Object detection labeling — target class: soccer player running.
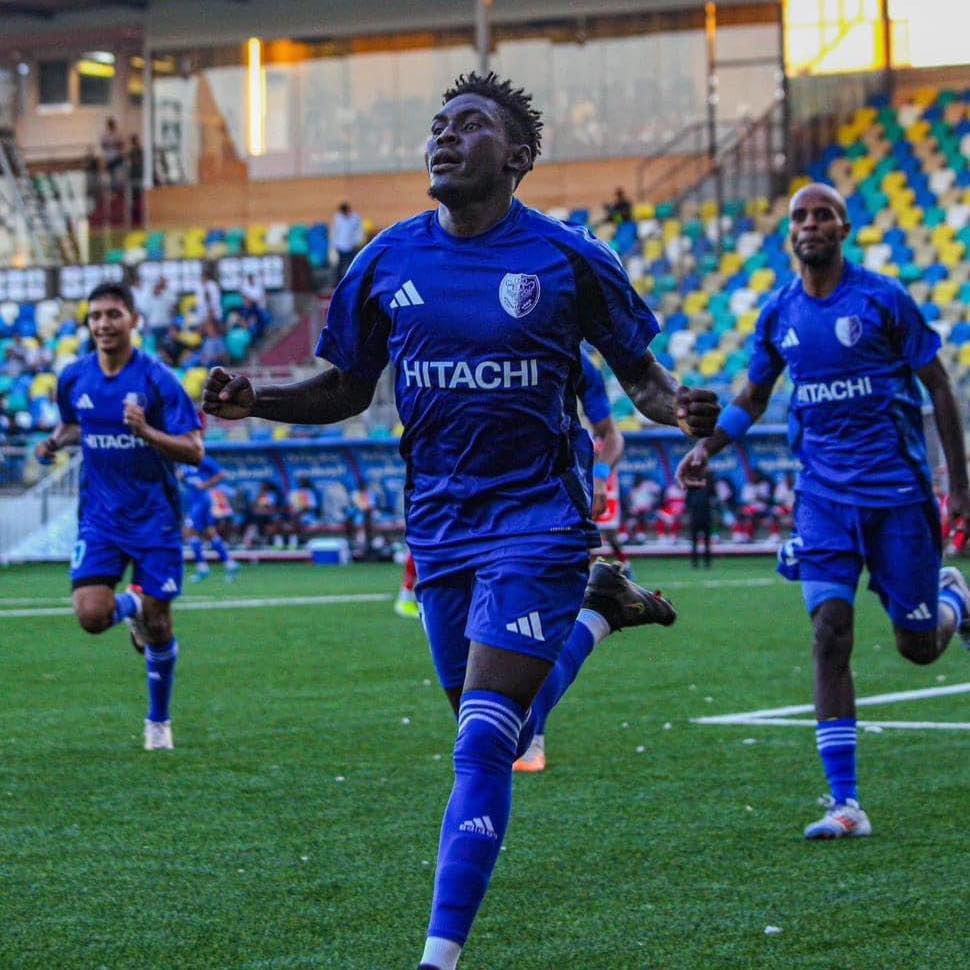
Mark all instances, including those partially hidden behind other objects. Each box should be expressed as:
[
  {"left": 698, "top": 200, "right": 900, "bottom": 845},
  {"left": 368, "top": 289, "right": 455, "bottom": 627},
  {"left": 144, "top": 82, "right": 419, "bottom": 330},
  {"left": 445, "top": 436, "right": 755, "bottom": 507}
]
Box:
[
  {"left": 181, "top": 451, "right": 240, "bottom": 583},
  {"left": 513, "top": 347, "right": 628, "bottom": 773},
  {"left": 36, "top": 283, "right": 203, "bottom": 751},
  {"left": 202, "top": 73, "right": 719, "bottom": 969},
  {"left": 677, "top": 183, "right": 970, "bottom": 840}
]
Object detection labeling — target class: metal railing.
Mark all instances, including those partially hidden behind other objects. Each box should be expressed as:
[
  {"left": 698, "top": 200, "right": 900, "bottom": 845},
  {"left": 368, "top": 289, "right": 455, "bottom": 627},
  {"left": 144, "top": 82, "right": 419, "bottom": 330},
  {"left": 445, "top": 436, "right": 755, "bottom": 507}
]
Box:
[{"left": 0, "top": 449, "right": 81, "bottom": 563}]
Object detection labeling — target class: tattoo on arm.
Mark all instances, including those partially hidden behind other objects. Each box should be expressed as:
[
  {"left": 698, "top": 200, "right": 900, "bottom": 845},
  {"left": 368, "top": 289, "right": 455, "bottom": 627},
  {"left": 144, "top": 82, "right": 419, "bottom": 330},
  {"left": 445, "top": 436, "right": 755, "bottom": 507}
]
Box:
[{"left": 252, "top": 368, "right": 377, "bottom": 425}]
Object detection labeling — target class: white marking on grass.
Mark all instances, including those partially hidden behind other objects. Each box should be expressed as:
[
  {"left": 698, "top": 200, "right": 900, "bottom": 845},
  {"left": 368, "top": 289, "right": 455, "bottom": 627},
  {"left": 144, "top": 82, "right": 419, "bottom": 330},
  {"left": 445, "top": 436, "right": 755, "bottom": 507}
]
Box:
[
  {"left": 0, "top": 592, "right": 393, "bottom": 619},
  {"left": 693, "top": 682, "right": 970, "bottom": 732}
]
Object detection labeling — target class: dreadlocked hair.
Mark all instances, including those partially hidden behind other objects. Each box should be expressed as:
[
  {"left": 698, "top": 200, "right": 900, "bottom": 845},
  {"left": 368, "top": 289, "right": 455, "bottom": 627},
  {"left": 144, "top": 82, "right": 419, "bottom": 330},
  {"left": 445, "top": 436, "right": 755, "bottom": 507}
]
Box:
[{"left": 441, "top": 72, "right": 543, "bottom": 171}]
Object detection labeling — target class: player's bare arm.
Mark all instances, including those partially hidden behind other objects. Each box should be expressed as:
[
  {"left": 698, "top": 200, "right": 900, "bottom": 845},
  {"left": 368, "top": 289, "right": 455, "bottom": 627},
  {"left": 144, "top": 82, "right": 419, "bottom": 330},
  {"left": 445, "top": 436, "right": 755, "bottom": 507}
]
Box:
[
  {"left": 918, "top": 356, "right": 970, "bottom": 519},
  {"left": 590, "top": 415, "right": 623, "bottom": 517},
  {"left": 676, "top": 378, "right": 777, "bottom": 487},
  {"left": 202, "top": 366, "right": 377, "bottom": 425},
  {"left": 123, "top": 402, "right": 204, "bottom": 465},
  {"left": 616, "top": 351, "right": 720, "bottom": 436},
  {"left": 36, "top": 421, "right": 81, "bottom": 461}
]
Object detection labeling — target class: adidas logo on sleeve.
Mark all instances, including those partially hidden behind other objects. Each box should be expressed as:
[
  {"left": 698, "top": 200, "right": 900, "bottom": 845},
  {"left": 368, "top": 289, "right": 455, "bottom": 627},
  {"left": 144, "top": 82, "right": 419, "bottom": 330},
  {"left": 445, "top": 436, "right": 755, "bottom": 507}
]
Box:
[
  {"left": 781, "top": 328, "right": 800, "bottom": 349},
  {"left": 76, "top": 393, "right": 95, "bottom": 409},
  {"left": 389, "top": 280, "right": 424, "bottom": 308}
]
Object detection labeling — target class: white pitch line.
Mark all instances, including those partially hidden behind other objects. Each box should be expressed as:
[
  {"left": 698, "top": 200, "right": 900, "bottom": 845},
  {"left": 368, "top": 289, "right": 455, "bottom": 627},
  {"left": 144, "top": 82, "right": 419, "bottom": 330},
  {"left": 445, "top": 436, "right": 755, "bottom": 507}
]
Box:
[
  {"left": 693, "top": 681, "right": 970, "bottom": 723},
  {"left": 656, "top": 577, "right": 778, "bottom": 590},
  {"left": 0, "top": 592, "right": 393, "bottom": 619},
  {"left": 692, "top": 716, "right": 970, "bottom": 731},
  {"left": 692, "top": 681, "right": 970, "bottom": 732}
]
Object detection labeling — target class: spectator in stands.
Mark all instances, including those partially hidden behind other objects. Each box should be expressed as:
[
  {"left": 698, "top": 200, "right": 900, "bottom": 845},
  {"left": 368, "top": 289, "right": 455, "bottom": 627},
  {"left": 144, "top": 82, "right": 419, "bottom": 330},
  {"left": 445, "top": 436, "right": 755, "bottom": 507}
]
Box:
[
  {"left": 195, "top": 266, "right": 222, "bottom": 328},
  {"left": 625, "top": 474, "right": 661, "bottom": 543},
  {"left": 286, "top": 476, "right": 322, "bottom": 547},
  {"left": 332, "top": 201, "right": 364, "bottom": 282},
  {"left": 244, "top": 481, "right": 284, "bottom": 548},
  {"left": 100, "top": 117, "right": 125, "bottom": 191},
  {"left": 686, "top": 471, "right": 715, "bottom": 568},
  {"left": 128, "top": 134, "right": 144, "bottom": 225},
  {"left": 197, "top": 319, "right": 228, "bottom": 369},
  {"left": 605, "top": 187, "right": 634, "bottom": 226},
  {"left": 83, "top": 148, "right": 102, "bottom": 212},
  {"left": 156, "top": 322, "right": 184, "bottom": 368},
  {"left": 240, "top": 272, "right": 270, "bottom": 340},
  {"left": 142, "top": 277, "right": 177, "bottom": 343}
]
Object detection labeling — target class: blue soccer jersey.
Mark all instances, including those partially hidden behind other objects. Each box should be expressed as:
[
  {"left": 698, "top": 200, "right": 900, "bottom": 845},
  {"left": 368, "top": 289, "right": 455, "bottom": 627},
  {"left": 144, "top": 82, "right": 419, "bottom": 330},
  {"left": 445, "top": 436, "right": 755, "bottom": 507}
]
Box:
[
  {"left": 316, "top": 198, "right": 659, "bottom": 553},
  {"left": 578, "top": 348, "right": 612, "bottom": 425},
  {"left": 57, "top": 349, "right": 202, "bottom": 545},
  {"left": 749, "top": 261, "right": 941, "bottom": 506},
  {"left": 182, "top": 455, "right": 223, "bottom": 492}
]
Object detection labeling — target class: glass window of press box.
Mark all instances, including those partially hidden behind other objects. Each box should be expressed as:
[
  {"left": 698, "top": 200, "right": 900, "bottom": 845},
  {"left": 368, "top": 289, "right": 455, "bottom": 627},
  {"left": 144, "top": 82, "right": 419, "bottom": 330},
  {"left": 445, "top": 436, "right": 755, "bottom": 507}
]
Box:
[{"left": 151, "top": 20, "right": 782, "bottom": 186}]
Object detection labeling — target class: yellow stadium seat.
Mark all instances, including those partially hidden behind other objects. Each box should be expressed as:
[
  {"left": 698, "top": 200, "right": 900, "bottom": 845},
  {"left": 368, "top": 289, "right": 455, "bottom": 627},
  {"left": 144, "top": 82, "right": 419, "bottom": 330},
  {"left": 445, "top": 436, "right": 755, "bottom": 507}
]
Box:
[
  {"left": 912, "top": 87, "right": 938, "bottom": 110},
  {"left": 662, "top": 219, "right": 682, "bottom": 241},
  {"left": 633, "top": 202, "right": 655, "bottom": 220},
  {"left": 939, "top": 242, "right": 966, "bottom": 268},
  {"left": 737, "top": 310, "right": 759, "bottom": 335},
  {"left": 931, "top": 224, "right": 956, "bottom": 247},
  {"left": 56, "top": 335, "right": 79, "bottom": 357},
  {"left": 898, "top": 208, "right": 924, "bottom": 230},
  {"left": 184, "top": 228, "right": 207, "bottom": 260},
  {"left": 643, "top": 239, "right": 663, "bottom": 261},
  {"left": 182, "top": 367, "right": 208, "bottom": 400},
  {"left": 683, "top": 291, "right": 709, "bottom": 314},
  {"left": 272, "top": 425, "right": 291, "bottom": 440},
  {"left": 633, "top": 276, "right": 653, "bottom": 295},
  {"left": 700, "top": 200, "right": 719, "bottom": 221},
  {"left": 29, "top": 373, "right": 57, "bottom": 399},
  {"left": 178, "top": 330, "right": 202, "bottom": 350},
  {"left": 164, "top": 231, "right": 185, "bottom": 259},
  {"left": 720, "top": 252, "right": 743, "bottom": 276},
  {"left": 790, "top": 176, "right": 811, "bottom": 194},
  {"left": 905, "top": 120, "right": 930, "bottom": 142},
  {"left": 881, "top": 171, "right": 906, "bottom": 192},
  {"left": 124, "top": 230, "right": 147, "bottom": 252},
  {"left": 856, "top": 226, "right": 883, "bottom": 246},
  {"left": 699, "top": 351, "right": 726, "bottom": 378},
  {"left": 617, "top": 417, "right": 642, "bottom": 432},
  {"left": 854, "top": 106, "right": 877, "bottom": 127},
  {"left": 746, "top": 197, "right": 770, "bottom": 216},
  {"left": 959, "top": 344, "right": 970, "bottom": 369},
  {"left": 246, "top": 225, "right": 269, "bottom": 256},
  {"left": 932, "top": 281, "right": 959, "bottom": 306},
  {"left": 878, "top": 264, "right": 900, "bottom": 278},
  {"left": 131, "top": 331, "right": 142, "bottom": 348},
  {"left": 851, "top": 157, "right": 876, "bottom": 181},
  {"left": 749, "top": 268, "right": 776, "bottom": 293},
  {"left": 836, "top": 124, "right": 858, "bottom": 148},
  {"left": 888, "top": 187, "right": 916, "bottom": 209},
  {"left": 77, "top": 300, "right": 88, "bottom": 322}
]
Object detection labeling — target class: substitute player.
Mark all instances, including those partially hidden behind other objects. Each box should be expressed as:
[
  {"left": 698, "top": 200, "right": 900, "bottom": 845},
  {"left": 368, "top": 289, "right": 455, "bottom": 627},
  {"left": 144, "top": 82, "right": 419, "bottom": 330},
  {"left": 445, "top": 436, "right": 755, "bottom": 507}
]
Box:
[
  {"left": 677, "top": 183, "right": 970, "bottom": 840},
  {"left": 181, "top": 452, "right": 240, "bottom": 582},
  {"left": 513, "top": 347, "right": 628, "bottom": 773},
  {"left": 203, "top": 72, "right": 719, "bottom": 970},
  {"left": 36, "top": 282, "right": 203, "bottom": 751}
]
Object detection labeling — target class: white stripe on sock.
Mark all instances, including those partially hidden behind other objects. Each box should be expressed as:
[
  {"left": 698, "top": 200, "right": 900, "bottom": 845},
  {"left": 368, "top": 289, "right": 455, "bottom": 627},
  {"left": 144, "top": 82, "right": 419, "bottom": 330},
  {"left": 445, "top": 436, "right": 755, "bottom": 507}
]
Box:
[
  {"left": 576, "top": 607, "right": 611, "bottom": 646},
  {"left": 421, "top": 936, "right": 461, "bottom": 970},
  {"left": 457, "top": 712, "right": 519, "bottom": 746}
]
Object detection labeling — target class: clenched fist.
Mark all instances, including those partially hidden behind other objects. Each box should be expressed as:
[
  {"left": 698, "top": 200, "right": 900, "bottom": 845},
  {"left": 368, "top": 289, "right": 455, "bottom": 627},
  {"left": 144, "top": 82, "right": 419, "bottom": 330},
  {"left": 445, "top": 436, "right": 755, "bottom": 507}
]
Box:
[
  {"left": 202, "top": 367, "right": 256, "bottom": 420},
  {"left": 675, "top": 386, "right": 720, "bottom": 438}
]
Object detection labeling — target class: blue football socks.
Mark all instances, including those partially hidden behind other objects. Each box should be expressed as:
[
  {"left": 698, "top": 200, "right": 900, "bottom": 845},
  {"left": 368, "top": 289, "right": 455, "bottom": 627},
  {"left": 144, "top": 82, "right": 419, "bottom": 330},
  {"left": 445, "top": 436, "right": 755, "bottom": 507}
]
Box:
[
  {"left": 424, "top": 690, "right": 524, "bottom": 965},
  {"left": 816, "top": 718, "right": 858, "bottom": 804},
  {"left": 529, "top": 608, "right": 611, "bottom": 735},
  {"left": 190, "top": 537, "right": 205, "bottom": 565},
  {"left": 145, "top": 639, "right": 179, "bottom": 723},
  {"left": 210, "top": 535, "right": 231, "bottom": 564},
  {"left": 111, "top": 591, "right": 138, "bottom": 627}
]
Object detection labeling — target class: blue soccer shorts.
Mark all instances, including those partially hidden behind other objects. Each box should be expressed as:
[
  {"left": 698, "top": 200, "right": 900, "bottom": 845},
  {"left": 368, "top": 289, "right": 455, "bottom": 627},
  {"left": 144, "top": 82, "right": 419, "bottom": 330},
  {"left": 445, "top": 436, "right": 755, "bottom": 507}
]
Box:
[
  {"left": 71, "top": 527, "right": 184, "bottom": 602},
  {"left": 414, "top": 538, "right": 590, "bottom": 691},
  {"left": 777, "top": 493, "right": 941, "bottom": 631},
  {"left": 187, "top": 493, "right": 215, "bottom": 533}
]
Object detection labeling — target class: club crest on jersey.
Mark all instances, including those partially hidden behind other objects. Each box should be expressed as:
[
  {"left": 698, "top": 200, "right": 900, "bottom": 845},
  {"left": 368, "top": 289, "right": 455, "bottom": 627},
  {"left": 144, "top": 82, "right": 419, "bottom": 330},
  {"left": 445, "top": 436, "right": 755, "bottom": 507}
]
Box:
[
  {"left": 499, "top": 273, "right": 540, "bottom": 319},
  {"left": 835, "top": 315, "right": 863, "bottom": 348}
]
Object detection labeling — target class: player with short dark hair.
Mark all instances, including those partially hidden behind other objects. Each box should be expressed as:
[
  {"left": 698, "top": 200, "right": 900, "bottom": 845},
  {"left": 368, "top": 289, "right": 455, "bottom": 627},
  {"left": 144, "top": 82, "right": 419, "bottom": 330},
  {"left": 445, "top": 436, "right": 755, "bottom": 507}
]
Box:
[
  {"left": 203, "top": 72, "right": 719, "bottom": 969},
  {"left": 678, "top": 183, "right": 970, "bottom": 840},
  {"left": 36, "top": 283, "right": 203, "bottom": 751}
]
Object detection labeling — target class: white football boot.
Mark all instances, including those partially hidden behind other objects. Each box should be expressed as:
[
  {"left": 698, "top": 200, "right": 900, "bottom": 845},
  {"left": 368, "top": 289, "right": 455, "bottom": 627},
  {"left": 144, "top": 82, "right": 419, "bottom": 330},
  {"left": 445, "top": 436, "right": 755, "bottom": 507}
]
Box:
[
  {"left": 144, "top": 719, "right": 174, "bottom": 751},
  {"left": 804, "top": 796, "right": 872, "bottom": 840}
]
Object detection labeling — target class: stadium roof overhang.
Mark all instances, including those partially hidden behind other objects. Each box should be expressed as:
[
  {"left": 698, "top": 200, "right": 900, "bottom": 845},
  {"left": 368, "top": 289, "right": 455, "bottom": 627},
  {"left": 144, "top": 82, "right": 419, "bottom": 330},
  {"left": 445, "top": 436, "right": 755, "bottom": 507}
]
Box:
[{"left": 0, "top": 0, "right": 147, "bottom": 16}]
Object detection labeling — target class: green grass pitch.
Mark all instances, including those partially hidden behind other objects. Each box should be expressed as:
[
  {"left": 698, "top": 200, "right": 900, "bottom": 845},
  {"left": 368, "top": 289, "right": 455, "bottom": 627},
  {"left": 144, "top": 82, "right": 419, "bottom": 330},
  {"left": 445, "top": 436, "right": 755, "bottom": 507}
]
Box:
[{"left": 1, "top": 558, "right": 967, "bottom": 969}]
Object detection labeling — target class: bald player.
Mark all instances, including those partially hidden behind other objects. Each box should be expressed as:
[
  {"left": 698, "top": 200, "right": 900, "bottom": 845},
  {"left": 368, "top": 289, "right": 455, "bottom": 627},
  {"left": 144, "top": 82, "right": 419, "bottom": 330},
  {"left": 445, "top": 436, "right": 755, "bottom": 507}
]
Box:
[{"left": 677, "top": 183, "right": 970, "bottom": 840}]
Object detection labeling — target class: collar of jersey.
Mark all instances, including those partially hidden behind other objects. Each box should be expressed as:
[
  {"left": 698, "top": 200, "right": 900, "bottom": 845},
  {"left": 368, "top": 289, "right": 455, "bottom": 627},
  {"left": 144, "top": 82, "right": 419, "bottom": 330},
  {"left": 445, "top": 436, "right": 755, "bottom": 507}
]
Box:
[
  {"left": 797, "top": 259, "right": 855, "bottom": 308},
  {"left": 429, "top": 197, "right": 524, "bottom": 248}
]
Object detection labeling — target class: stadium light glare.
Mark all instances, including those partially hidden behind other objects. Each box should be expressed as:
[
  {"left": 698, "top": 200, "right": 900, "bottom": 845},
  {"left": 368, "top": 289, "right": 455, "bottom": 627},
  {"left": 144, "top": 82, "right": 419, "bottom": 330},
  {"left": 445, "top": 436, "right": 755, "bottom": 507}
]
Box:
[{"left": 247, "top": 37, "right": 266, "bottom": 157}]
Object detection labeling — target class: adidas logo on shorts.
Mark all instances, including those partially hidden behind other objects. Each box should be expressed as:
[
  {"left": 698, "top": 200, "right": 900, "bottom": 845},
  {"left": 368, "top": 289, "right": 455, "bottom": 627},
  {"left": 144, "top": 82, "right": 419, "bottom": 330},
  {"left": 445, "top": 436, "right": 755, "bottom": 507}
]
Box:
[
  {"left": 161, "top": 578, "right": 178, "bottom": 594},
  {"left": 506, "top": 611, "right": 545, "bottom": 641},
  {"left": 905, "top": 602, "right": 932, "bottom": 621}
]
